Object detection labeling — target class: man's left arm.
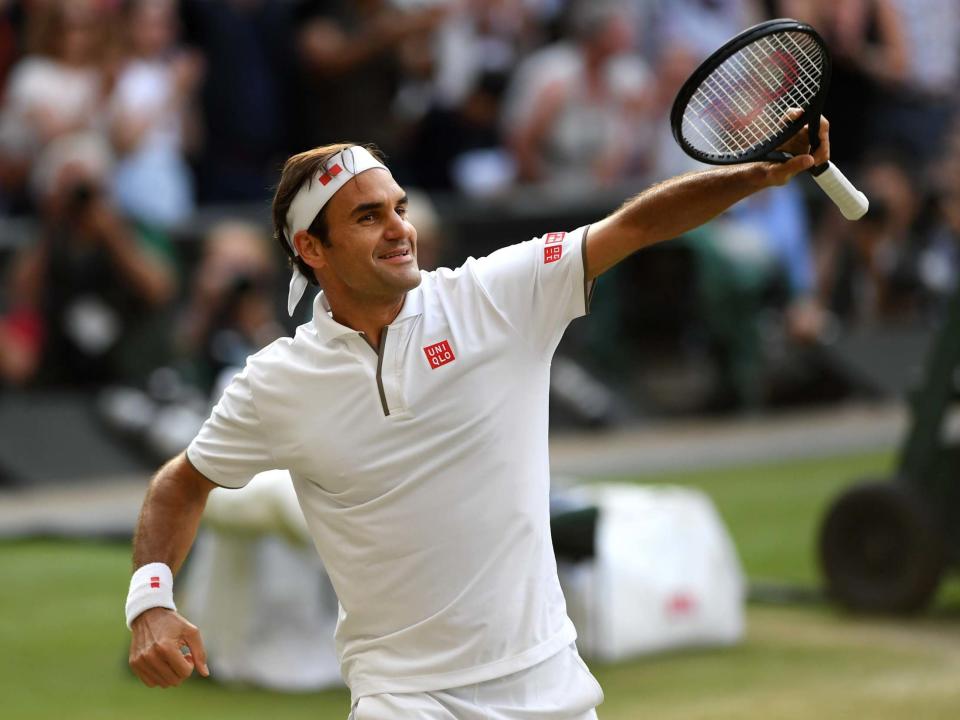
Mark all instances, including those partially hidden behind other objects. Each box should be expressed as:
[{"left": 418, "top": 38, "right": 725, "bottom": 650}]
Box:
[{"left": 585, "top": 118, "right": 830, "bottom": 280}]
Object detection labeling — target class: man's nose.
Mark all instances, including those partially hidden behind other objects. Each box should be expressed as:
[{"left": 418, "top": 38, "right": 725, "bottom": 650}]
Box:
[{"left": 384, "top": 211, "right": 408, "bottom": 239}]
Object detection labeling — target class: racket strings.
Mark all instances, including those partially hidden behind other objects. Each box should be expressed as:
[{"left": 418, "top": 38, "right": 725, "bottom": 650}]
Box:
[
  {"left": 691, "top": 37, "right": 815, "bottom": 152},
  {"left": 682, "top": 31, "right": 823, "bottom": 159},
  {"left": 694, "top": 34, "right": 819, "bottom": 150},
  {"left": 693, "top": 33, "right": 820, "bottom": 154}
]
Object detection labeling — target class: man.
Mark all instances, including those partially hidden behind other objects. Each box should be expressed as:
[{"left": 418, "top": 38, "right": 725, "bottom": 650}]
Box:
[{"left": 126, "top": 121, "right": 830, "bottom": 717}]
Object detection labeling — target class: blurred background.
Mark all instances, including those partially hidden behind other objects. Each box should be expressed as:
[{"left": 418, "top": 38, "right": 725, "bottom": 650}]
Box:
[{"left": 1, "top": 0, "right": 960, "bottom": 718}]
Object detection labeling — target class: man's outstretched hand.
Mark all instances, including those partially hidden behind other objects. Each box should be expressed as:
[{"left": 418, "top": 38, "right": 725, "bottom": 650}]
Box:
[
  {"left": 763, "top": 113, "right": 831, "bottom": 186},
  {"left": 129, "top": 607, "right": 209, "bottom": 687}
]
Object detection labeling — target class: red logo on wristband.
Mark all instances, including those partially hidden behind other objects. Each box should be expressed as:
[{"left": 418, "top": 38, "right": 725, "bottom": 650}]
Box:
[{"left": 150, "top": 576, "right": 160, "bottom": 589}]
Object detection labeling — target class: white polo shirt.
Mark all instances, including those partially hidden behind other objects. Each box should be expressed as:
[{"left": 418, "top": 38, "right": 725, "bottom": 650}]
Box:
[{"left": 187, "top": 226, "right": 594, "bottom": 701}]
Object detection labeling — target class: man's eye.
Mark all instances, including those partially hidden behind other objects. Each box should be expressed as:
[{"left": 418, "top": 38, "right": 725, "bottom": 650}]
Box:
[
  {"left": 396, "top": 205, "right": 407, "bottom": 217},
  {"left": 359, "top": 213, "right": 375, "bottom": 223}
]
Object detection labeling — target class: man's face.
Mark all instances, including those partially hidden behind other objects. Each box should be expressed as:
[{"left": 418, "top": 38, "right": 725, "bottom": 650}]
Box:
[{"left": 315, "top": 169, "right": 421, "bottom": 301}]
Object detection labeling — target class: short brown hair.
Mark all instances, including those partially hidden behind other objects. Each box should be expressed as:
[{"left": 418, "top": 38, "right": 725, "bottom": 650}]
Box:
[{"left": 271, "top": 143, "right": 385, "bottom": 286}]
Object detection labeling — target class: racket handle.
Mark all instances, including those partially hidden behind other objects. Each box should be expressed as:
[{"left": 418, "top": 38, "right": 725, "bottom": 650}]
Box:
[{"left": 810, "top": 162, "right": 869, "bottom": 221}]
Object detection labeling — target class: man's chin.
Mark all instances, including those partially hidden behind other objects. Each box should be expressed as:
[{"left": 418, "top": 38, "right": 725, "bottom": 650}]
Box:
[
  {"left": 406, "top": 269, "right": 423, "bottom": 289},
  {"left": 386, "top": 266, "right": 422, "bottom": 292}
]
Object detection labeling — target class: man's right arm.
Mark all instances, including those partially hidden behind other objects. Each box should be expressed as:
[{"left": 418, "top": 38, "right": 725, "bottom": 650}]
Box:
[
  {"left": 585, "top": 118, "right": 831, "bottom": 280},
  {"left": 128, "top": 452, "right": 215, "bottom": 687}
]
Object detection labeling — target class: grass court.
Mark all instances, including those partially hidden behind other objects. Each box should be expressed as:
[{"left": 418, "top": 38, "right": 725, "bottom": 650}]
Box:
[{"left": 5, "top": 448, "right": 960, "bottom": 719}]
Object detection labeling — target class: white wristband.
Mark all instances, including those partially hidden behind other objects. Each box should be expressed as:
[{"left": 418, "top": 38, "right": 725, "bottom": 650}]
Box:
[{"left": 126, "top": 562, "right": 177, "bottom": 629}]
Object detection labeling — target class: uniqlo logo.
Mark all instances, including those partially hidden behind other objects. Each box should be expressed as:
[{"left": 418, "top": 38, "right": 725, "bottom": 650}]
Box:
[
  {"left": 319, "top": 164, "right": 343, "bottom": 186},
  {"left": 545, "top": 231, "right": 566, "bottom": 244},
  {"left": 150, "top": 576, "right": 160, "bottom": 589},
  {"left": 665, "top": 593, "right": 697, "bottom": 617},
  {"left": 423, "top": 340, "right": 455, "bottom": 369},
  {"left": 544, "top": 244, "right": 563, "bottom": 264}
]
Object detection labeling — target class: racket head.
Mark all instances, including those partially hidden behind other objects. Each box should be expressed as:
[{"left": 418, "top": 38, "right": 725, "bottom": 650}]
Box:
[{"left": 670, "top": 18, "right": 831, "bottom": 166}]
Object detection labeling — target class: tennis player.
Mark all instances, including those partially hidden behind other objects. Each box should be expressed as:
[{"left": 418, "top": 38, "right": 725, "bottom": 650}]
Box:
[{"left": 126, "top": 121, "right": 829, "bottom": 718}]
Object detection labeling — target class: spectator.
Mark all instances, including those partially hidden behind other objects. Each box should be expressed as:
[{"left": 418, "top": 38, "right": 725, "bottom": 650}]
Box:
[
  {"left": 689, "top": 183, "right": 822, "bottom": 409},
  {"left": 0, "top": 0, "right": 25, "bottom": 94},
  {"left": 0, "top": 285, "right": 41, "bottom": 386},
  {"left": 779, "top": 0, "right": 908, "bottom": 168},
  {"left": 647, "top": 0, "right": 761, "bottom": 62},
  {"left": 872, "top": 0, "right": 960, "bottom": 169},
  {"left": 292, "top": 0, "right": 452, "bottom": 162},
  {"left": 179, "top": 0, "right": 296, "bottom": 203},
  {"left": 431, "top": 0, "right": 542, "bottom": 111},
  {"left": 503, "top": 0, "right": 656, "bottom": 189},
  {"left": 940, "top": 117, "right": 960, "bottom": 190},
  {"left": 177, "top": 219, "right": 283, "bottom": 394},
  {"left": 109, "top": 0, "right": 202, "bottom": 229},
  {"left": 5, "top": 132, "right": 176, "bottom": 386},
  {"left": 408, "top": 1, "right": 546, "bottom": 195},
  {"left": 646, "top": 42, "right": 709, "bottom": 182},
  {"left": 0, "top": 0, "right": 113, "bottom": 211},
  {"left": 917, "top": 182, "right": 960, "bottom": 318},
  {"left": 405, "top": 70, "right": 512, "bottom": 194},
  {"left": 817, "top": 154, "right": 924, "bottom": 325},
  {"left": 643, "top": 0, "right": 761, "bottom": 183},
  {"left": 913, "top": 121, "right": 960, "bottom": 317}
]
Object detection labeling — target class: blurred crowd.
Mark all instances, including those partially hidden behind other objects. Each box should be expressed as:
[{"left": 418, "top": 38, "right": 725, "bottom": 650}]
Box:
[{"left": 0, "top": 0, "right": 958, "bottom": 421}]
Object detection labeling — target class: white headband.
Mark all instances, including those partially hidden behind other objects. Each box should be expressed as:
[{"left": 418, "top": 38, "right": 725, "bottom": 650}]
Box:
[{"left": 283, "top": 145, "right": 390, "bottom": 315}]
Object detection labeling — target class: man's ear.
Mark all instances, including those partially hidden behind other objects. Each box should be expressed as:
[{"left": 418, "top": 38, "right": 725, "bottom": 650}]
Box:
[{"left": 293, "top": 230, "right": 326, "bottom": 272}]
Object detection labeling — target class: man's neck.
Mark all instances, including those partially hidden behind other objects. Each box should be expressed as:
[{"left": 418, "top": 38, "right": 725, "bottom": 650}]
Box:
[{"left": 328, "top": 293, "right": 407, "bottom": 350}]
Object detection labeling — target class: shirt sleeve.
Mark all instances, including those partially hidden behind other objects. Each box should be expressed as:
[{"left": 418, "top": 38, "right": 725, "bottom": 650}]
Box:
[
  {"left": 468, "top": 225, "right": 594, "bottom": 358},
  {"left": 186, "top": 367, "right": 277, "bottom": 489}
]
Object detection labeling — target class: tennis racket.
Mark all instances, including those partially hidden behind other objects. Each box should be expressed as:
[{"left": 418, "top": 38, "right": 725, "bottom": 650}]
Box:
[{"left": 670, "top": 18, "right": 869, "bottom": 221}]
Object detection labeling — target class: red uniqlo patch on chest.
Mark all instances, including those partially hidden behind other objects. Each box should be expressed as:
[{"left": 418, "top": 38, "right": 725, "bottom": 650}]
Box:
[{"left": 423, "top": 340, "right": 455, "bottom": 369}]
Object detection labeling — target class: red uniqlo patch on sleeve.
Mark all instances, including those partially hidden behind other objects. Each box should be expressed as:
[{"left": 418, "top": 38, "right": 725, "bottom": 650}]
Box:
[
  {"left": 544, "top": 244, "right": 563, "bottom": 263},
  {"left": 423, "top": 340, "right": 455, "bottom": 369},
  {"left": 544, "top": 231, "right": 566, "bottom": 244}
]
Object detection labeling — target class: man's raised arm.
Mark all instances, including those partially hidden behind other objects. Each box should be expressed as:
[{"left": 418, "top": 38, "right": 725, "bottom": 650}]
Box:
[
  {"left": 585, "top": 118, "right": 830, "bottom": 280},
  {"left": 127, "top": 452, "right": 215, "bottom": 687}
]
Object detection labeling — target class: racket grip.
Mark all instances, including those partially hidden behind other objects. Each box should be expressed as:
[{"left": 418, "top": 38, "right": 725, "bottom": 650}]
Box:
[{"left": 810, "top": 162, "right": 869, "bottom": 221}]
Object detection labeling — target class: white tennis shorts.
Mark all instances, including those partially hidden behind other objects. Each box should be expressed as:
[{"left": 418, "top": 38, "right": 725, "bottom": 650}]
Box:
[{"left": 349, "top": 644, "right": 604, "bottom": 719}]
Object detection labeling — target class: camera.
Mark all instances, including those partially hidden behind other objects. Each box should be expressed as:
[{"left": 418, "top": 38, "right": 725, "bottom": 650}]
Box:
[{"left": 66, "top": 181, "right": 99, "bottom": 214}]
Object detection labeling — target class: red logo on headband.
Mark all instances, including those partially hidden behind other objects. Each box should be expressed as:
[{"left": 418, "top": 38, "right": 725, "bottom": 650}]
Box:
[{"left": 319, "top": 164, "right": 343, "bottom": 186}]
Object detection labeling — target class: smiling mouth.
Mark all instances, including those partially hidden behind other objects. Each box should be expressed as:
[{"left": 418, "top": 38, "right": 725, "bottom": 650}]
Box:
[{"left": 378, "top": 249, "right": 411, "bottom": 260}]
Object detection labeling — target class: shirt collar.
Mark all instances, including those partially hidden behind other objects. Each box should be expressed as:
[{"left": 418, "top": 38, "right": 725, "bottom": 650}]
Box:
[{"left": 311, "top": 281, "right": 425, "bottom": 344}]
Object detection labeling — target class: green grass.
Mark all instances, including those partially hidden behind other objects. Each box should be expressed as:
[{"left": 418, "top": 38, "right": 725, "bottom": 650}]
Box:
[
  {"left": 1, "top": 539, "right": 351, "bottom": 720},
  {"left": 615, "top": 448, "right": 899, "bottom": 585},
  {"left": 594, "top": 605, "right": 960, "bottom": 720},
  {"left": 5, "top": 448, "right": 960, "bottom": 719}
]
